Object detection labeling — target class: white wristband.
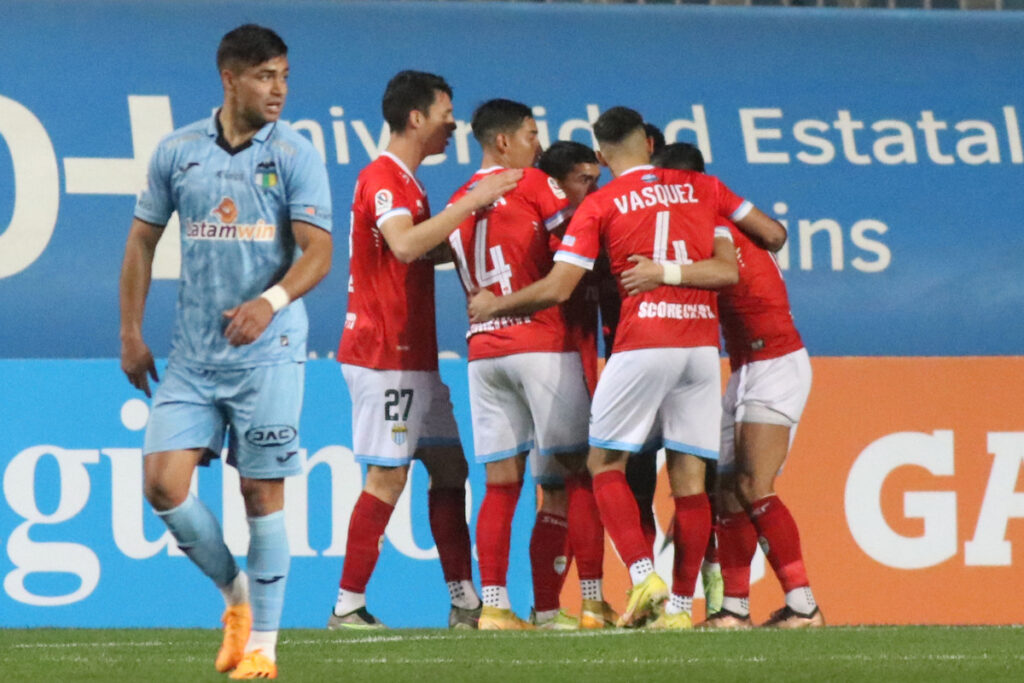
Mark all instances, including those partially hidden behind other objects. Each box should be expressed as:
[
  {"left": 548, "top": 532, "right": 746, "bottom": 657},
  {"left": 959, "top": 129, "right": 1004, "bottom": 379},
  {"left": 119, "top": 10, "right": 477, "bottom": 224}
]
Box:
[
  {"left": 260, "top": 284, "right": 290, "bottom": 313},
  {"left": 662, "top": 262, "right": 683, "bottom": 286}
]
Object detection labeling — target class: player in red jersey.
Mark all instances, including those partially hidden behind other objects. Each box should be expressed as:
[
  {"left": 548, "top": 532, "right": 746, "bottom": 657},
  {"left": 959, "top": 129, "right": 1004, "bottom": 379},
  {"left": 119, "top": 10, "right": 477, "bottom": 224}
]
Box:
[
  {"left": 623, "top": 142, "right": 821, "bottom": 629},
  {"left": 470, "top": 107, "right": 786, "bottom": 629},
  {"left": 526, "top": 140, "right": 617, "bottom": 630},
  {"left": 447, "top": 100, "right": 606, "bottom": 630},
  {"left": 330, "top": 72, "right": 520, "bottom": 630}
]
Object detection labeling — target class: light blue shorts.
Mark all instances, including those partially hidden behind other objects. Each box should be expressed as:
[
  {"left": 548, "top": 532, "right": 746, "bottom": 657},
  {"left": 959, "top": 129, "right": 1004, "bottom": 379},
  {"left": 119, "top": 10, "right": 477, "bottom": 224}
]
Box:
[{"left": 143, "top": 361, "right": 305, "bottom": 479}]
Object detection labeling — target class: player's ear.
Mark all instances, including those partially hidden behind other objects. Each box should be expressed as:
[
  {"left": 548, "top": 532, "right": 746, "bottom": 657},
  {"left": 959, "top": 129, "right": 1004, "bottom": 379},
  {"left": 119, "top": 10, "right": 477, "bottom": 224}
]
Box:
[
  {"left": 596, "top": 149, "right": 609, "bottom": 168},
  {"left": 494, "top": 132, "right": 509, "bottom": 154},
  {"left": 409, "top": 108, "right": 425, "bottom": 130}
]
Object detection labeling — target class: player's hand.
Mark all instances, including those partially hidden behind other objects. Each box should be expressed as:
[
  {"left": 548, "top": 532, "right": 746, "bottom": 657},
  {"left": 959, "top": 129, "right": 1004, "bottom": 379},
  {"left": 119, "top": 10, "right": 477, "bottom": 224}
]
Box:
[
  {"left": 121, "top": 335, "right": 158, "bottom": 398},
  {"left": 468, "top": 169, "right": 523, "bottom": 209},
  {"left": 468, "top": 288, "right": 499, "bottom": 323},
  {"left": 223, "top": 298, "right": 274, "bottom": 346},
  {"left": 621, "top": 255, "right": 665, "bottom": 296}
]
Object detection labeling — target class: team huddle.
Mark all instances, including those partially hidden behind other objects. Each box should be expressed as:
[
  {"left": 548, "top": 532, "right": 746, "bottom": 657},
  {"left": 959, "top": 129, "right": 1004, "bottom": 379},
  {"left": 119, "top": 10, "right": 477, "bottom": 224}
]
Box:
[{"left": 119, "top": 24, "right": 820, "bottom": 681}]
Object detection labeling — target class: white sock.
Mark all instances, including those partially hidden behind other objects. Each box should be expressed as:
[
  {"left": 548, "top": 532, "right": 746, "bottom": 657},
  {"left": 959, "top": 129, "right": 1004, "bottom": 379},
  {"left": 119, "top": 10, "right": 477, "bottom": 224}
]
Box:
[
  {"left": 448, "top": 580, "right": 481, "bottom": 610},
  {"left": 534, "top": 608, "right": 559, "bottom": 622},
  {"left": 722, "top": 596, "right": 750, "bottom": 617},
  {"left": 334, "top": 589, "right": 365, "bottom": 616},
  {"left": 580, "top": 579, "right": 602, "bottom": 602},
  {"left": 219, "top": 570, "right": 249, "bottom": 607},
  {"left": 665, "top": 594, "right": 692, "bottom": 616},
  {"left": 245, "top": 629, "right": 277, "bottom": 662},
  {"left": 628, "top": 558, "right": 655, "bottom": 585},
  {"left": 482, "top": 585, "right": 510, "bottom": 609},
  {"left": 785, "top": 586, "right": 817, "bottom": 615}
]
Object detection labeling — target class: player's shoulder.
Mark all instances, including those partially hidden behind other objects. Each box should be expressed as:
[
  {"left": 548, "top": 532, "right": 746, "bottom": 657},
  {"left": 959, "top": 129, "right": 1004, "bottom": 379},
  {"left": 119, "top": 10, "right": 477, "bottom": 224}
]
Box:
[
  {"left": 155, "top": 118, "right": 211, "bottom": 155},
  {"left": 520, "top": 167, "right": 566, "bottom": 199},
  {"left": 267, "top": 120, "right": 320, "bottom": 160}
]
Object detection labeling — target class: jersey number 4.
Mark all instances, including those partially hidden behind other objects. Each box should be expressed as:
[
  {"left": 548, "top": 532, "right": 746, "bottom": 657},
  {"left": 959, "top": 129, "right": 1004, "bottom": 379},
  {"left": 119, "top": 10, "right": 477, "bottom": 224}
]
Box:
[
  {"left": 653, "top": 210, "right": 694, "bottom": 265},
  {"left": 450, "top": 216, "right": 513, "bottom": 294}
]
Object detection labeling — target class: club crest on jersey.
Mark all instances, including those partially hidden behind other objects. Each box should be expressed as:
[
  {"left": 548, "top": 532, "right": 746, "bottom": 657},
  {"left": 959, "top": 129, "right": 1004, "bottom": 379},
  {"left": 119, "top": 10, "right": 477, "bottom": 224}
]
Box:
[
  {"left": 391, "top": 424, "right": 408, "bottom": 445},
  {"left": 375, "top": 189, "right": 394, "bottom": 215},
  {"left": 255, "top": 160, "right": 278, "bottom": 188},
  {"left": 547, "top": 176, "right": 567, "bottom": 199}
]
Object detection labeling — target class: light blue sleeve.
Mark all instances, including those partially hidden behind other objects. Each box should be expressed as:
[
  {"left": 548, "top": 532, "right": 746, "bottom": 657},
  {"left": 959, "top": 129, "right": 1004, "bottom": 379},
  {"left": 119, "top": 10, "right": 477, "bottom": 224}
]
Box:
[
  {"left": 285, "top": 142, "right": 332, "bottom": 233},
  {"left": 133, "top": 139, "right": 174, "bottom": 226}
]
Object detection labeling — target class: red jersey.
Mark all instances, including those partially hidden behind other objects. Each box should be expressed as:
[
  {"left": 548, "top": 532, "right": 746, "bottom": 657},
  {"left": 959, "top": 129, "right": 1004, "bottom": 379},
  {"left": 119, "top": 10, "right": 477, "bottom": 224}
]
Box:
[
  {"left": 719, "top": 222, "right": 804, "bottom": 370},
  {"left": 338, "top": 152, "right": 438, "bottom": 370},
  {"left": 555, "top": 165, "right": 748, "bottom": 353},
  {"left": 448, "top": 167, "right": 573, "bottom": 361}
]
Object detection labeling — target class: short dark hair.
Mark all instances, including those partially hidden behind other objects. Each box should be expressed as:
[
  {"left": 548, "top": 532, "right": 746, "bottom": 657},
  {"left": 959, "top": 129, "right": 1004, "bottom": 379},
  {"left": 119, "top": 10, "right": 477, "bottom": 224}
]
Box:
[
  {"left": 592, "top": 107, "right": 645, "bottom": 145},
  {"left": 471, "top": 99, "right": 533, "bottom": 147},
  {"left": 652, "top": 142, "right": 706, "bottom": 173},
  {"left": 537, "top": 141, "right": 598, "bottom": 181},
  {"left": 216, "top": 24, "right": 287, "bottom": 72},
  {"left": 644, "top": 122, "right": 666, "bottom": 156},
  {"left": 381, "top": 70, "right": 453, "bottom": 133}
]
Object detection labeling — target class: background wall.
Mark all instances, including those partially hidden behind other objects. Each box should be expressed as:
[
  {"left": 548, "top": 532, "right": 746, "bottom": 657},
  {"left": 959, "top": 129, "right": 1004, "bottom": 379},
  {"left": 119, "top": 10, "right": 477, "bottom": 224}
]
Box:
[{"left": 1, "top": 0, "right": 1022, "bottom": 627}]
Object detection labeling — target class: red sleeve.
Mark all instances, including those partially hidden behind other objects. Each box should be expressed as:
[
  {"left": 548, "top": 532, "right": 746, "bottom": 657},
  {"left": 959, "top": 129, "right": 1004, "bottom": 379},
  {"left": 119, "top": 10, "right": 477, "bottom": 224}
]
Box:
[
  {"left": 708, "top": 174, "right": 751, "bottom": 222},
  {"left": 526, "top": 168, "right": 572, "bottom": 232},
  {"left": 553, "top": 194, "right": 601, "bottom": 271}
]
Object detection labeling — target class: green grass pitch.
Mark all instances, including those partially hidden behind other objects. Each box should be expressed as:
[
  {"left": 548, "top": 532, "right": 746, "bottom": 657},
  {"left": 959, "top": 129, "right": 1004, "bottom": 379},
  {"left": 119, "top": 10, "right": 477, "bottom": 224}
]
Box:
[{"left": 2, "top": 626, "right": 1022, "bottom": 682}]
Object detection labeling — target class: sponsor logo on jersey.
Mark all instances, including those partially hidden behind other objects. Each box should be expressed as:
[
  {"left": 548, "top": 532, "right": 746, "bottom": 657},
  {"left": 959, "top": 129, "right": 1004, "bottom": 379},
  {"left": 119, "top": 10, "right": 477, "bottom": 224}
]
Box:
[
  {"left": 186, "top": 196, "right": 277, "bottom": 241},
  {"left": 391, "top": 424, "right": 407, "bottom": 445},
  {"left": 245, "top": 425, "right": 298, "bottom": 448},
  {"left": 276, "top": 450, "right": 299, "bottom": 464},
  {"left": 212, "top": 197, "right": 239, "bottom": 223},
  {"left": 375, "top": 189, "right": 394, "bottom": 215},
  {"left": 636, "top": 301, "right": 716, "bottom": 320},
  {"left": 642, "top": 173, "right": 658, "bottom": 183},
  {"left": 178, "top": 161, "right": 200, "bottom": 174}
]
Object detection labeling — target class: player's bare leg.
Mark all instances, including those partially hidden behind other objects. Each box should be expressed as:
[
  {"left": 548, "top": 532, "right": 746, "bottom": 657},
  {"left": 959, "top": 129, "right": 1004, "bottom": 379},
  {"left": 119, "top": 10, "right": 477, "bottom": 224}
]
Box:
[
  {"left": 145, "top": 450, "right": 252, "bottom": 672},
  {"left": 477, "top": 454, "right": 533, "bottom": 629},
  {"left": 330, "top": 464, "right": 407, "bottom": 629},
  {"left": 588, "top": 447, "right": 666, "bottom": 627},
  {"left": 230, "top": 478, "right": 286, "bottom": 679},
  {"left": 734, "top": 421, "right": 822, "bottom": 628},
  {"left": 649, "top": 451, "right": 710, "bottom": 630},
  {"left": 419, "top": 446, "right": 481, "bottom": 628}
]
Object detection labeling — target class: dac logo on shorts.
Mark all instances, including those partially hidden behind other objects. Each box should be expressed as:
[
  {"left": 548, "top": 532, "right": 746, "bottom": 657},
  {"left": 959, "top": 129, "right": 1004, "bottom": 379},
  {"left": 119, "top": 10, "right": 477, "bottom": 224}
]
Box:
[
  {"left": 245, "top": 425, "right": 298, "bottom": 448},
  {"left": 391, "top": 424, "right": 407, "bottom": 446}
]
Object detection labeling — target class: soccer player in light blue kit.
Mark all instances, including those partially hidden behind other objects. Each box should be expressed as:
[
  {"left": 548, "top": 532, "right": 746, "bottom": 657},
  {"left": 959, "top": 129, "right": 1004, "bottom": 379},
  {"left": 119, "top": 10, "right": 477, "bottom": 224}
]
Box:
[{"left": 119, "top": 24, "right": 332, "bottom": 680}]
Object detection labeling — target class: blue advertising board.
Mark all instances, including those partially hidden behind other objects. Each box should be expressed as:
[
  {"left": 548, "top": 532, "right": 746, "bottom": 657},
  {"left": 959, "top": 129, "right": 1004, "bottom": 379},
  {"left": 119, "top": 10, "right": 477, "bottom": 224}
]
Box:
[{"left": 0, "top": 1, "right": 1021, "bottom": 359}]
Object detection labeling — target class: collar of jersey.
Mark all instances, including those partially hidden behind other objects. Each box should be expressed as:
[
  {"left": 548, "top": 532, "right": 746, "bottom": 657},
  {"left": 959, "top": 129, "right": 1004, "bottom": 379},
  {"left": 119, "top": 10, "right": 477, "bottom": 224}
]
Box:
[
  {"left": 206, "top": 110, "right": 277, "bottom": 154},
  {"left": 619, "top": 164, "right": 655, "bottom": 177},
  {"left": 380, "top": 151, "right": 425, "bottom": 194},
  {"left": 474, "top": 165, "right": 505, "bottom": 175}
]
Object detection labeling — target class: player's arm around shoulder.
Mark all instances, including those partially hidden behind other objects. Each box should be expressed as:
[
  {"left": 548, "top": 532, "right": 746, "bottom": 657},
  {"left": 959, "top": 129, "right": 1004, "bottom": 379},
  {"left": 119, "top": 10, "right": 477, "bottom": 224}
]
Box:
[
  {"left": 620, "top": 232, "right": 738, "bottom": 296},
  {"left": 468, "top": 260, "right": 585, "bottom": 323},
  {"left": 120, "top": 217, "right": 164, "bottom": 397},
  {"left": 734, "top": 205, "right": 787, "bottom": 253},
  {"left": 380, "top": 169, "right": 522, "bottom": 264}
]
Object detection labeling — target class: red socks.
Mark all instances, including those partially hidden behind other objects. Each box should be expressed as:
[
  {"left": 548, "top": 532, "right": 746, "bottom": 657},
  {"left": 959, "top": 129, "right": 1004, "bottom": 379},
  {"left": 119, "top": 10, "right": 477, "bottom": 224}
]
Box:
[
  {"left": 476, "top": 481, "right": 523, "bottom": 587},
  {"left": 717, "top": 509, "right": 758, "bottom": 599},
  {"left": 592, "top": 470, "right": 651, "bottom": 568},
  {"left": 428, "top": 487, "right": 474, "bottom": 584},
  {"left": 530, "top": 512, "right": 568, "bottom": 612},
  {"left": 565, "top": 473, "right": 605, "bottom": 581},
  {"left": 340, "top": 491, "right": 395, "bottom": 592},
  {"left": 750, "top": 495, "right": 810, "bottom": 592},
  {"left": 671, "top": 493, "right": 711, "bottom": 597}
]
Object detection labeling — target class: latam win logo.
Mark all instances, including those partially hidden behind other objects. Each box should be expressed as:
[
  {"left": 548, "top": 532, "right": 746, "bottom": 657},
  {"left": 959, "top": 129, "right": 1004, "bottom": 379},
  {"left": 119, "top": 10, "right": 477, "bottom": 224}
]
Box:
[{"left": 184, "top": 197, "right": 277, "bottom": 242}]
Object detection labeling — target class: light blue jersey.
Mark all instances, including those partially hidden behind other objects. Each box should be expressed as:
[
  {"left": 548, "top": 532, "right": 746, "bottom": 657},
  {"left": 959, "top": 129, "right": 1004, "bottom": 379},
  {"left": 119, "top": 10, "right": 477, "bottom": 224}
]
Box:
[{"left": 135, "top": 113, "right": 332, "bottom": 368}]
